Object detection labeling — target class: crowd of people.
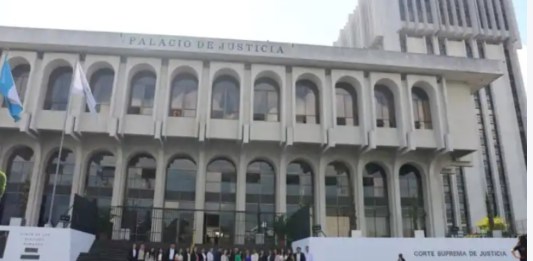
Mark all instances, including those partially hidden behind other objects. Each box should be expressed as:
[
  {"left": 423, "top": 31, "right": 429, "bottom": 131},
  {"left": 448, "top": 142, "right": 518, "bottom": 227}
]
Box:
[{"left": 128, "top": 243, "right": 312, "bottom": 261}]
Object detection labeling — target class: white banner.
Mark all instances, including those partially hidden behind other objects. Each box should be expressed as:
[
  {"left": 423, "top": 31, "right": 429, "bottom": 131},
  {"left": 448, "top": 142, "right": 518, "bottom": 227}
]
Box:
[
  {"left": 292, "top": 237, "right": 517, "bottom": 261},
  {"left": 0, "top": 226, "right": 94, "bottom": 261}
]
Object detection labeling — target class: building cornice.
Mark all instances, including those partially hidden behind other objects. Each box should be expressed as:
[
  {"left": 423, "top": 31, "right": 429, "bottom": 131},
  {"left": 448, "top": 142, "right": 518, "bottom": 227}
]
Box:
[{"left": 0, "top": 26, "right": 504, "bottom": 88}]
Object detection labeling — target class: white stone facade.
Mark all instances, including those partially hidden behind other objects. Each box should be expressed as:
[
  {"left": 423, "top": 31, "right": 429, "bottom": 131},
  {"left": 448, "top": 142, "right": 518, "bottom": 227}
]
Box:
[
  {"left": 0, "top": 23, "right": 511, "bottom": 245},
  {"left": 336, "top": 0, "right": 527, "bottom": 235}
]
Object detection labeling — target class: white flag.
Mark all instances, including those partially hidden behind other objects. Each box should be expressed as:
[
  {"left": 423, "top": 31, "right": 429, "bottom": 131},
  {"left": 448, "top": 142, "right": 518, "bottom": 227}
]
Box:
[{"left": 72, "top": 62, "right": 97, "bottom": 114}]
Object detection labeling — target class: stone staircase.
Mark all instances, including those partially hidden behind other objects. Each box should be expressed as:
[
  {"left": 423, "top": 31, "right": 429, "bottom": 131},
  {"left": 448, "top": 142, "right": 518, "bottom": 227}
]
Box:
[{"left": 77, "top": 240, "right": 131, "bottom": 261}]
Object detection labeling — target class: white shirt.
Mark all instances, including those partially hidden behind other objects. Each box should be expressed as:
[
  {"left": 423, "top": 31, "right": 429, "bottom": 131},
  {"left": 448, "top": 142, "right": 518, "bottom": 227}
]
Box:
[
  {"left": 305, "top": 252, "right": 313, "bottom": 261},
  {"left": 176, "top": 254, "right": 183, "bottom": 261},
  {"left": 169, "top": 249, "right": 176, "bottom": 261},
  {"left": 221, "top": 254, "right": 229, "bottom": 261},
  {"left": 251, "top": 253, "right": 259, "bottom": 261},
  {"left": 207, "top": 252, "right": 214, "bottom": 261}
]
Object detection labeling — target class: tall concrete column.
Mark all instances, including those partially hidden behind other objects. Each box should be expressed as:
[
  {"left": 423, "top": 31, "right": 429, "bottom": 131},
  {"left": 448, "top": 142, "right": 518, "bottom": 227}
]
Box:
[
  {"left": 425, "top": 163, "right": 446, "bottom": 237},
  {"left": 193, "top": 148, "right": 206, "bottom": 244},
  {"left": 316, "top": 157, "right": 326, "bottom": 235},
  {"left": 111, "top": 146, "right": 125, "bottom": 240},
  {"left": 25, "top": 142, "right": 43, "bottom": 226},
  {"left": 354, "top": 160, "right": 366, "bottom": 236},
  {"left": 151, "top": 148, "right": 166, "bottom": 242},
  {"left": 450, "top": 172, "right": 463, "bottom": 231},
  {"left": 389, "top": 163, "right": 403, "bottom": 237},
  {"left": 234, "top": 149, "right": 247, "bottom": 244},
  {"left": 276, "top": 151, "right": 287, "bottom": 215}
]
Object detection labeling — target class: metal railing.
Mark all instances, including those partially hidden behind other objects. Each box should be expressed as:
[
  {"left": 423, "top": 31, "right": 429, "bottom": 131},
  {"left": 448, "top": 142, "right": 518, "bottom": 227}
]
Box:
[{"left": 109, "top": 206, "right": 282, "bottom": 247}]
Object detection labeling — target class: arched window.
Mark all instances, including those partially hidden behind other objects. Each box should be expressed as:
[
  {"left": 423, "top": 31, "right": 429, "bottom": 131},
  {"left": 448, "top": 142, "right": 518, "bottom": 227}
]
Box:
[
  {"left": 374, "top": 85, "right": 396, "bottom": 128},
  {"left": 1, "top": 64, "right": 30, "bottom": 108},
  {"left": 43, "top": 67, "right": 73, "bottom": 111},
  {"left": 128, "top": 71, "right": 156, "bottom": 115},
  {"left": 169, "top": 73, "right": 198, "bottom": 117},
  {"left": 0, "top": 146, "right": 33, "bottom": 225},
  {"left": 89, "top": 68, "right": 114, "bottom": 114},
  {"left": 286, "top": 161, "right": 314, "bottom": 218},
  {"left": 253, "top": 78, "right": 280, "bottom": 122},
  {"left": 211, "top": 75, "right": 240, "bottom": 120},
  {"left": 399, "top": 164, "right": 426, "bottom": 237},
  {"left": 164, "top": 157, "right": 196, "bottom": 244},
  {"left": 325, "top": 161, "right": 355, "bottom": 237},
  {"left": 122, "top": 154, "right": 156, "bottom": 242},
  {"left": 412, "top": 87, "right": 432, "bottom": 129},
  {"left": 335, "top": 82, "right": 358, "bottom": 126},
  {"left": 363, "top": 163, "right": 390, "bottom": 237},
  {"left": 39, "top": 149, "right": 75, "bottom": 226},
  {"left": 295, "top": 80, "right": 320, "bottom": 124},
  {"left": 85, "top": 151, "right": 115, "bottom": 239},
  {"left": 245, "top": 161, "right": 276, "bottom": 244},
  {"left": 205, "top": 158, "right": 237, "bottom": 244}
]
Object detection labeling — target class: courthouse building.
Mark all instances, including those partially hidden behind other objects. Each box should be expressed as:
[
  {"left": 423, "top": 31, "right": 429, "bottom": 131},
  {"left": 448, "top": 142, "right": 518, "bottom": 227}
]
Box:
[{"left": 0, "top": 0, "right": 526, "bottom": 246}]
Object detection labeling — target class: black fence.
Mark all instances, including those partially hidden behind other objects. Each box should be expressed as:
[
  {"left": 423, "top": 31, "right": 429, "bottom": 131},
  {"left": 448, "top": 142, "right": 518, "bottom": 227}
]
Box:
[{"left": 109, "top": 206, "right": 291, "bottom": 247}]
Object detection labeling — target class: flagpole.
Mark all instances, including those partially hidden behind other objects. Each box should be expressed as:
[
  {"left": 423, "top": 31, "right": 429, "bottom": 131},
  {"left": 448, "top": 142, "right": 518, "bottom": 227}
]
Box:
[{"left": 47, "top": 62, "right": 78, "bottom": 226}]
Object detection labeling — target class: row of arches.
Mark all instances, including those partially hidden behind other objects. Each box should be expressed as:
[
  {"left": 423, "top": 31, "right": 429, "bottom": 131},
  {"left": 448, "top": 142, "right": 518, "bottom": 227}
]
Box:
[
  {"left": 2, "top": 146, "right": 427, "bottom": 238},
  {"left": 4, "top": 60, "right": 433, "bottom": 130}
]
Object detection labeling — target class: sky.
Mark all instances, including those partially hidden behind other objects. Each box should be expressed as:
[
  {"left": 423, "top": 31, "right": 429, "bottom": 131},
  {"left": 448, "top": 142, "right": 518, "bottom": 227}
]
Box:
[{"left": 0, "top": 0, "right": 527, "bottom": 85}]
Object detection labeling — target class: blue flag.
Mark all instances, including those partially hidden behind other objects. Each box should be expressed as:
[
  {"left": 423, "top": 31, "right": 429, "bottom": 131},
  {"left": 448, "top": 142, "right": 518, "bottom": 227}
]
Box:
[{"left": 0, "top": 57, "right": 23, "bottom": 122}]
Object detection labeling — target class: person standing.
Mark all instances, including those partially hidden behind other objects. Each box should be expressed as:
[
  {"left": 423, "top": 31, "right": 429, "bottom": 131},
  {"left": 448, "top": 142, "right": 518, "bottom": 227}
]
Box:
[
  {"left": 129, "top": 243, "right": 138, "bottom": 261},
  {"left": 304, "top": 246, "right": 312, "bottom": 261},
  {"left": 235, "top": 249, "right": 243, "bottom": 261},
  {"left": 512, "top": 234, "right": 527, "bottom": 261},
  {"left": 175, "top": 249, "right": 183, "bottom": 261},
  {"left": 285, "top": 249, "right": 294, "bottom": 261},
  {"left": 138, "top": 244, "right": 147, "bottom": 261},
  {"left": 146, "top": 248, "right": 156, "bottom": 261},
  {"left": 251, "top": 249, "right": 259, "bottom": 261},
  {"left": 397, "top": 254, "right": 406, "bottom": 261},
  {"left": 259, "top": 250, "right": 267, "bottom": 261},
  {"left": 221, "top": 249, "right": 229, "bottom": 261},
  {"left": 157, "top": 248, "right": 164, "bottom": 261},
  {"left": 207, "top": 248, "right": 215, "bottom": 261},
  {"left": 293, "top": 247, "right": 305, "bottom": 261},
  {"left": 166, "top": 244, "right": 177, "bottom": 261}
]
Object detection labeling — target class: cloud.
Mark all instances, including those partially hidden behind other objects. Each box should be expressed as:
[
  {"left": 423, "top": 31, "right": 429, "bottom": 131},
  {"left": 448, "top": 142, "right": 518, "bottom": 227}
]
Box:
[{"left": 517, "top": 46, "right": 527, "bottom": 94}]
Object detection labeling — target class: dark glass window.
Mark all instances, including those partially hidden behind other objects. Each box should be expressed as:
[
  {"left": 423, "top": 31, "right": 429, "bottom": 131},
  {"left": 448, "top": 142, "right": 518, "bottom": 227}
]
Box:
[
  {"left": 0, "top": 146, "right": 33, "bottom": 225},
  {"left": 399, "top": 165, "right": 426, "bottom": 237},
  {"left": 85, "top": 152, "right": 115, "bottom": 239},
  {"left": 245, "top": 161, "right": 275, "bottom": 245},
  {"left": 295, "top": 80, "right": 320, "bottom": 124},
  {"left": 286, "top": 161, "right": 314, "bottom": 217},
  {"left": 211, "top": 76, "right": 240, "bottom": 120},
  {"left": 205, "top": 159, "right": 237, "bottom": 244},
  {"left": 374, "top": 85, "right": 396, "bottom": 128},
  {"left": 253, "top": 78, "right": 279, "bottom": 122},
  {"left": 39, "top": 149, "right": 75, "bottom": 226},
  {"left": 325, "top": 162, "right": 355, "bottom": 237},
  {"left": 166, "top": 157, "right": 196, "bottom": 202},
  {"left": 412, "top": 87, "right": 432, "bottom": 129},
  {"left": 89, "top": 68, "right": 114, "bottom": 113},
  {"left": 43, "top": 67, "right": 73, "bottom": 111},
  {"left": 122, "top": 154, "right": 156, "bottom": 242},
  {"left": 128, "top": 71, "right": 156, "bottom": 115},
  {"left": 169, "top": 73, "right": 198, "bottom": 117},
  {"left": 335, "top": 82, "right": 358, "bottom": 126},
  {"left": 363, "top": 163, "right": 390, "bottom": 237}
]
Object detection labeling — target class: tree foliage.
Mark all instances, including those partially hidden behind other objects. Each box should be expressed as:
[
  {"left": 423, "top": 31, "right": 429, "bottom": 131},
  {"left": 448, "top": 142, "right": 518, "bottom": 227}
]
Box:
[{"left": 0, "top": 171, "right": 6, "bottom": 199}]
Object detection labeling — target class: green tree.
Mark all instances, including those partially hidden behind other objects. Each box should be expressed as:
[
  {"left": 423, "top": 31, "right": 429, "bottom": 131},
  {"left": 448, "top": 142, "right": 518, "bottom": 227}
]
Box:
[{"left": 0, "top": 171, "right": 6, "bottom": 199}]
